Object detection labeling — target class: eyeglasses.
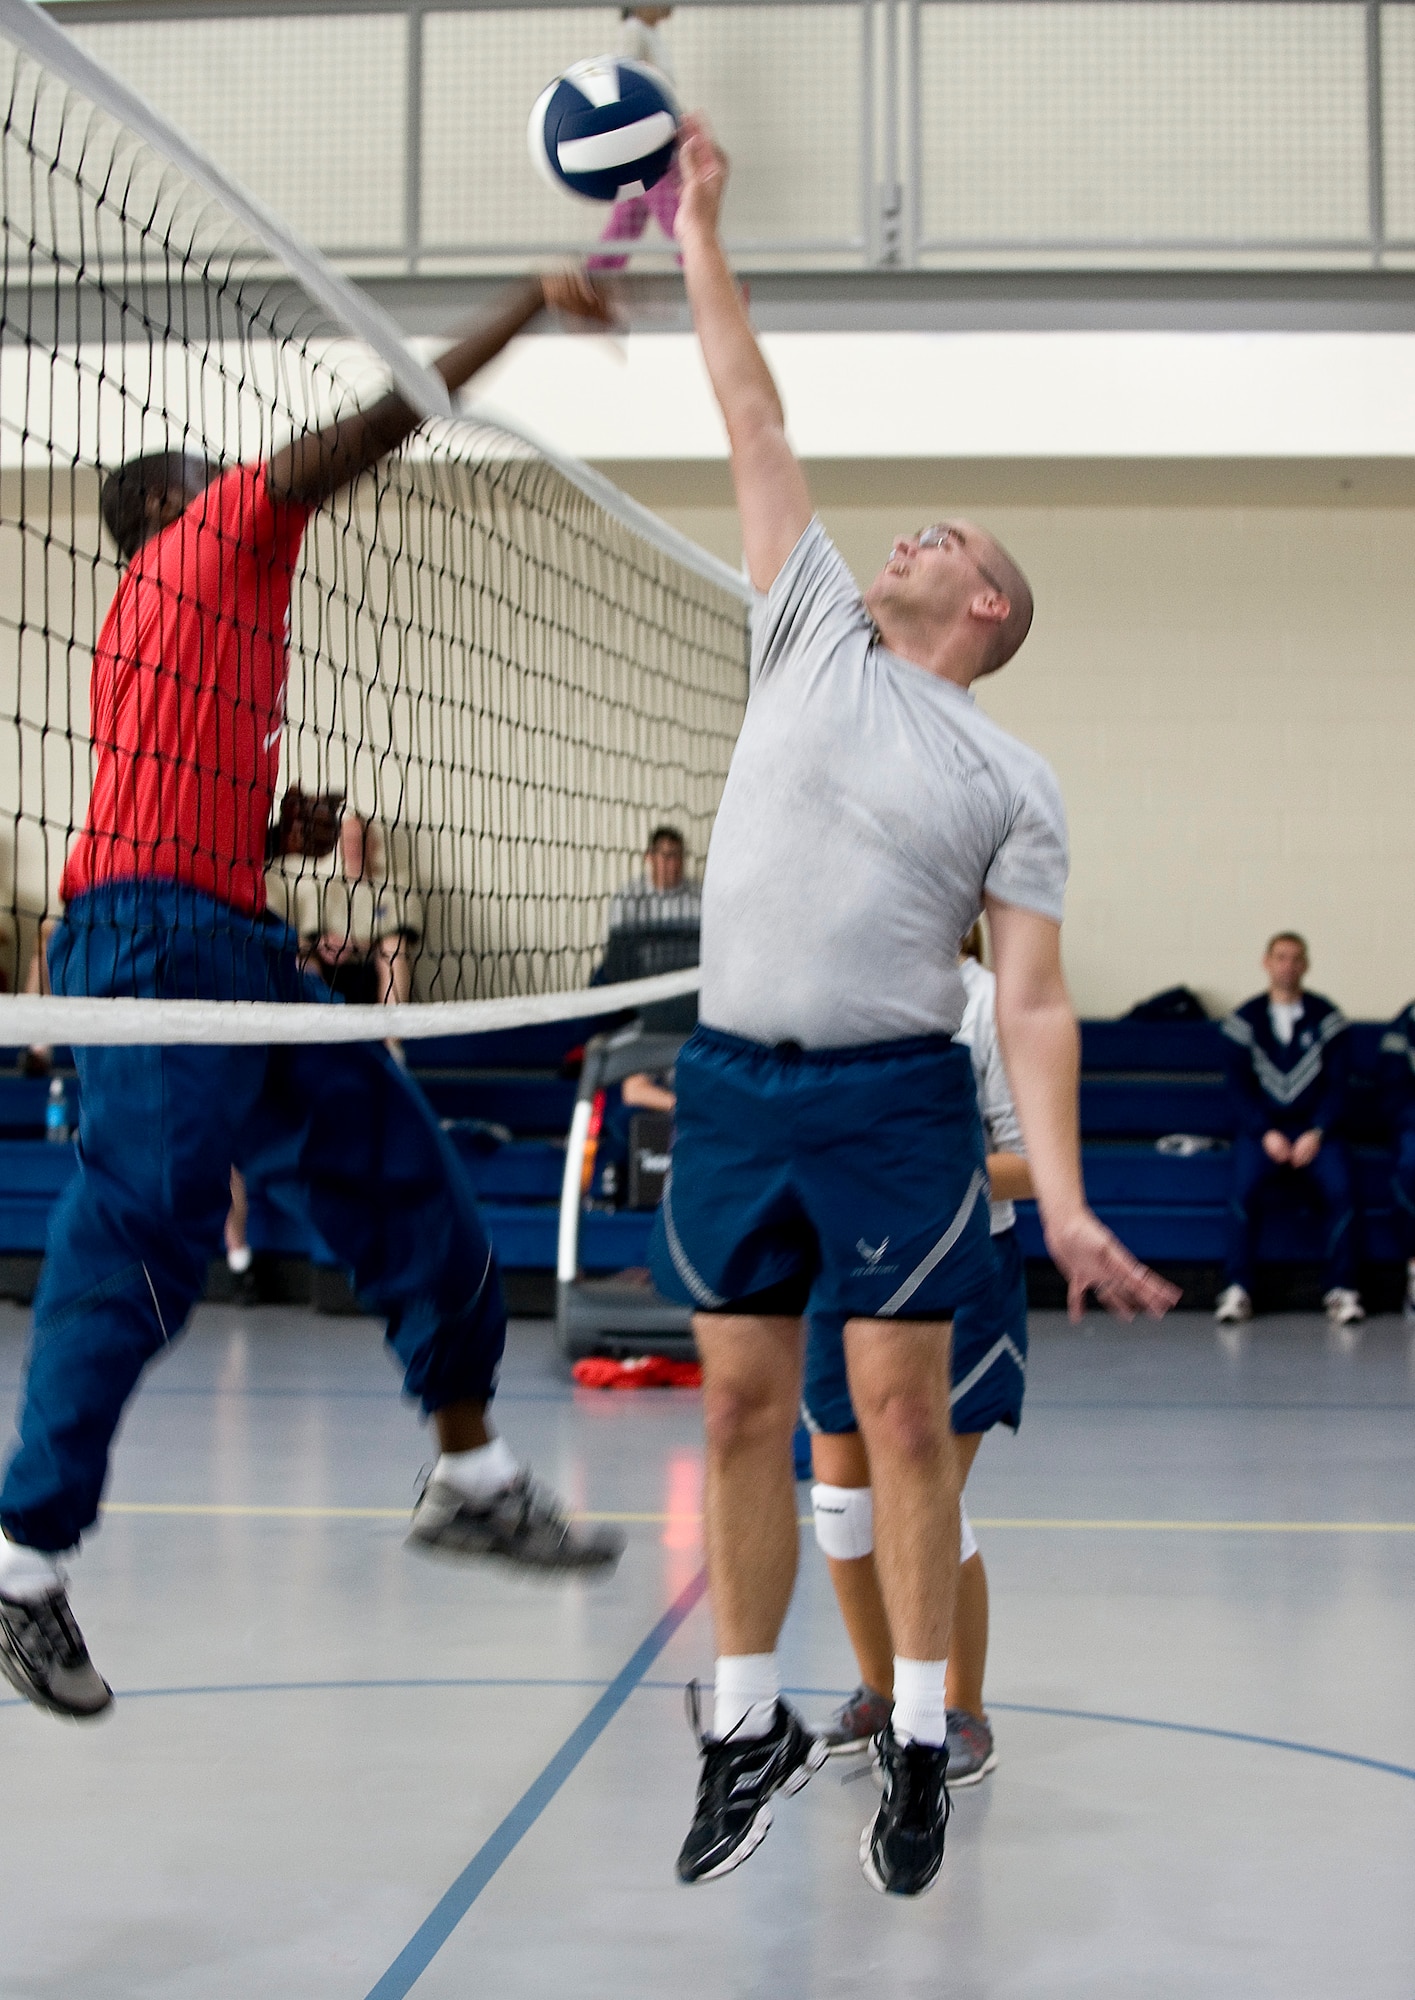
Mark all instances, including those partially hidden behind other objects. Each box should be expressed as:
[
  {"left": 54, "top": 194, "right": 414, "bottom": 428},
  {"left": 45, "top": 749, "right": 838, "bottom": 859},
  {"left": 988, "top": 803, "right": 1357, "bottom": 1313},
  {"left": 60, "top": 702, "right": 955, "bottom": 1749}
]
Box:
[{"left": 913, "top": 524, "right": 1006, "bottom": 596}]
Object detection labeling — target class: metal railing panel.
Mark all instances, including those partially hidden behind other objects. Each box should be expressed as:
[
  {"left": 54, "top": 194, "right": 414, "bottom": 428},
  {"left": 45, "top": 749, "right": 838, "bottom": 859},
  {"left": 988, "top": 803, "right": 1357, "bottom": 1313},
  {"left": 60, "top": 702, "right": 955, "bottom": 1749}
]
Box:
[
  {"left": 37, "top": 0, "right": 1415, "bottom": 272},
  {"left": 65, "top": 10, "right": 410, "bottom": 252},
  {"left": 421, "top": 6, "right": 618, "bottom": 256},
  {"left": 1380, "top": 0, "right": 1415, "bottom": 244},
  {"left": 913, "top": 2, "right": 1372, "bottom": 257}
]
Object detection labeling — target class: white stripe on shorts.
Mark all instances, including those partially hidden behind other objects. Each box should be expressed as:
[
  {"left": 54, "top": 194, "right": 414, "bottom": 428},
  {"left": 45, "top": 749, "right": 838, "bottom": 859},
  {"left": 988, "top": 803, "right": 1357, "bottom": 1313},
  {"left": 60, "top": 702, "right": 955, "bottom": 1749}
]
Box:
[
  {"left": 949, "top": 1333, "right": 1026, "bottom": 1411},
  {"left": 661, "top": 1173, "right": 726, "bottom": 1310},
  {"left": 873, "top": 1168, "right": 988, "bottom": 1319}
]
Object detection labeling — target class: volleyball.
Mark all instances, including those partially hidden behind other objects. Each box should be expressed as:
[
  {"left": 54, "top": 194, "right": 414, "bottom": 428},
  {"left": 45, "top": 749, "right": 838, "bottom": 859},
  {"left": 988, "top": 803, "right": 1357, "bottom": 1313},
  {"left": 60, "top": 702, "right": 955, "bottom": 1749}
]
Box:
[{"left": 528, "top": 57, "right": 680, "bottom": 204}]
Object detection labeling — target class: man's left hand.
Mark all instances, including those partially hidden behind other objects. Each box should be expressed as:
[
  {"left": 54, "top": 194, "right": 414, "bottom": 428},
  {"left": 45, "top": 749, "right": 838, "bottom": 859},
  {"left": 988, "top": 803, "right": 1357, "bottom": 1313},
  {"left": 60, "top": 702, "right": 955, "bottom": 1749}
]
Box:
[
  {"left": 1044, "top": 1208, "right": 1183, "bottom": 1324},
  {"left": 1290, "top": 1129, "right": 1323, "bottom": 1169}
]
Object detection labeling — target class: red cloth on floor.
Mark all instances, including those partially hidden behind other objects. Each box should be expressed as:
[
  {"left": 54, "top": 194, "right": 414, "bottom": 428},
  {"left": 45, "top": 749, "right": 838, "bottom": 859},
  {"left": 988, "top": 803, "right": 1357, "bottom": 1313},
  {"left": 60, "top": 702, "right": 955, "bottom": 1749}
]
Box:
[{"left": 571, "top": 1355, "right": 702, "bottom": 1390}]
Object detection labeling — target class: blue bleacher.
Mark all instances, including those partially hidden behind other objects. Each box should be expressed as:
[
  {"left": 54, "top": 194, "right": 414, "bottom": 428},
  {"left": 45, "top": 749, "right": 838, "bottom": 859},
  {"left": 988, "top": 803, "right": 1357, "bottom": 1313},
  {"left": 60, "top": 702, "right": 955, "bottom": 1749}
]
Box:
[{"left": 0, "top": 1019, "right": 1403, "bottom": 1299}]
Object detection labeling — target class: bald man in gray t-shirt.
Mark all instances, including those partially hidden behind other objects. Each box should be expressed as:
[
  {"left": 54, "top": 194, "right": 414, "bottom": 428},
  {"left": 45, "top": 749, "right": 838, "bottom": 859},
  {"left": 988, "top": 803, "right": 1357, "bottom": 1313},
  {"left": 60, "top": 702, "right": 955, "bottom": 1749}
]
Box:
[
  {"left": 653, "top": 116, "right": 1177, "bottom": 1900},
  {"left": 701, "top": 519, "right": 1068, "bottom": 1049}
]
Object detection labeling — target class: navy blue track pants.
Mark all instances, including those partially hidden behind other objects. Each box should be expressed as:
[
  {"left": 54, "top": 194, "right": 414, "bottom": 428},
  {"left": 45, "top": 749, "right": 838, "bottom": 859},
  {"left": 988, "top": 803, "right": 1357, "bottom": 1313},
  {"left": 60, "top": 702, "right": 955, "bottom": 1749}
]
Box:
[
  {"left": 1223, "top": 1133, "right": 1357, "bottom": 1294},
  {"left": 0, "top": 883, "right": 506, "bottom": 1554}
]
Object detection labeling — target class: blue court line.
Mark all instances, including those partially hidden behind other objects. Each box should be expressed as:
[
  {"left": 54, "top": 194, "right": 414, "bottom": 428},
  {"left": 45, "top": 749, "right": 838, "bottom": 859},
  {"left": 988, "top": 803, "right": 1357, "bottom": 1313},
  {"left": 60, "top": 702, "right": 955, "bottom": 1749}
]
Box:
[
  {"left": 362, "top": 1563, "right": 709, "bottom": 2000},
  {"left": 6, "top": 1668, "right": 1411, "bottom": 1790},
  {"left": 981, "top": 1700, "right": 1415, "bottom": 1783}
]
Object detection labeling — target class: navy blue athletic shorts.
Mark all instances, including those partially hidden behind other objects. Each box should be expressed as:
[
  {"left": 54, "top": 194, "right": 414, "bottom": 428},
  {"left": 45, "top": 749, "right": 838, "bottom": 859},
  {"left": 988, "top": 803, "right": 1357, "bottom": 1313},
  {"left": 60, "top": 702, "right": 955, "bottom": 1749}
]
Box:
[
  {"left": 649, "top": 1024, "right": 995, "bottom": 1323},
  {"left": 801, "top": 1224, "right": 1028, "bottom": 1438}
]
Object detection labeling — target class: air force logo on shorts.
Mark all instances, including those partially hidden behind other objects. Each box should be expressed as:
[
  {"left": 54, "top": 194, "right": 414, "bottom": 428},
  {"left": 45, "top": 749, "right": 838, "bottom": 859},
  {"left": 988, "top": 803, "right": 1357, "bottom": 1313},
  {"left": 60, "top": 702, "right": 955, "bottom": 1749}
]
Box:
[
  {"left": 650, "top": 1025, "right": 995, "bottom": 1323},
  {"left": 803, "top": 1224, "right": 1030, "bottom": 1440}
]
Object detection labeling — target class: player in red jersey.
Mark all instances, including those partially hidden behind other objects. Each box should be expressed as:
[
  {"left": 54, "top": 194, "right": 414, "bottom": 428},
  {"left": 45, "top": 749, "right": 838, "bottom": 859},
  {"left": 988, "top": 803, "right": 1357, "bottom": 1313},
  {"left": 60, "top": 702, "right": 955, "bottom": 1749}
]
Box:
[{"left": 0, "top": 274, "right": 628, "bottom": 1724}]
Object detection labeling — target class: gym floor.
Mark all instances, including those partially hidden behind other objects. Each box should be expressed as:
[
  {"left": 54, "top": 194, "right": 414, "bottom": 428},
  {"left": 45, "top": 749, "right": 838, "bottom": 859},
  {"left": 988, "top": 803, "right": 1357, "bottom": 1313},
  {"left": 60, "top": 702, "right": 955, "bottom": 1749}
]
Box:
[{"left": 1, "top": 1301, "right": 1412, "bottom": 2000}]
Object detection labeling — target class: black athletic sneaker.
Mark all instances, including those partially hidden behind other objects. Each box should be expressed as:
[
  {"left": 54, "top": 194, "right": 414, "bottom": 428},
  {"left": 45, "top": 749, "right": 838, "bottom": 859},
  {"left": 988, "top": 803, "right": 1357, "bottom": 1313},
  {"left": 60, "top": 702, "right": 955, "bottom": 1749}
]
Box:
[
  {"left": 406, "top": 1469, "right": 624, "bottom": 1572},
  {"left": 677, "top": 1682, "right": 828, "bottom": 1883},
  {"left": 0, "top": 1588, "right": 113, "bottom": 1720},
  {"left": 860, "top": 1724, "right": 950, "bottom": 1895}
]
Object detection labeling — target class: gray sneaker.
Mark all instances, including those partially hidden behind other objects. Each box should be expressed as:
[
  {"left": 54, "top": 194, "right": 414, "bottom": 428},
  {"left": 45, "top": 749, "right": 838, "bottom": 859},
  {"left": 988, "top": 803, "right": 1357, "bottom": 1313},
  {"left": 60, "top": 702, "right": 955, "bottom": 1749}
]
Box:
[
  {"left": 944, "top": 1708, "right": 997, "bottom": 1787},
  {"left": 407, "top": 1470, "right": 625, "bottom": 1573},
  {"left": 820, "top": 1683, "right": 893, "bottom": 1757},
  {"left": 0, "top": 1588, "right": 113, "bottom": 1720}
]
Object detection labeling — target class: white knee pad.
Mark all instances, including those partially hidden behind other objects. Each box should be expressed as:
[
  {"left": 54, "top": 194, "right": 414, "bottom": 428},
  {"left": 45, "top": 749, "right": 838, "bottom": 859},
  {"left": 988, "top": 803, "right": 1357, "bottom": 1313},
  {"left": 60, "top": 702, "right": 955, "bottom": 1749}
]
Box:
[
  {"left": 812, "top": 1483, "right": 874, "bottom": 1560},
  {"left": 959, "top": 1497, "right": 979, "bottom": 1565}
]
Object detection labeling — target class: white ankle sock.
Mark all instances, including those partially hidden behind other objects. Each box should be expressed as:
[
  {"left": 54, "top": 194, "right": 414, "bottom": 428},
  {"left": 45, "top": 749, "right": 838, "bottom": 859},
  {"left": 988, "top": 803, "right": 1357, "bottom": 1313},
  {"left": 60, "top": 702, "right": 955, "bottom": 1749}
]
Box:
[
  {"left": 226, "top": 1243, "right": 252, "bottom": 1275},
  {"left": 892, "top": 1657, "right": 948, "bottom": 1748},
  {"left": 434, "top": 1436, "right": 519, "bottom": 1503},
  {"left": 713, "top": 1653, "right": 780, "bottom": 1741},
  {"left": 0, "top": 1536, "right": 62, "bottom": 1604}
]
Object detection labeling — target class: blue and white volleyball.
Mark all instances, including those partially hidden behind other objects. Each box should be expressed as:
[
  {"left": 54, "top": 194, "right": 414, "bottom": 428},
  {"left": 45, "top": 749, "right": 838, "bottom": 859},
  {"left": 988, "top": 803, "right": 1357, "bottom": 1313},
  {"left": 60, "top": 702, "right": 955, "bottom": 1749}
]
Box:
[{"left": 528, "top": 57, "right": 680, "bottom": 204}]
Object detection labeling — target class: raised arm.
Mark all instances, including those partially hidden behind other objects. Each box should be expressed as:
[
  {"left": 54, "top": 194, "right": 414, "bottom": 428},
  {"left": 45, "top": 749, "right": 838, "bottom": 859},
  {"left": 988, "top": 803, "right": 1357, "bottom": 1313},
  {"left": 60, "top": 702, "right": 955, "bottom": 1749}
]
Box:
[
  {"left": 675, "top": 116, "right": 812, "bottom": 590},
  {"left": 267, "top": 272, "right": 617, "bottom": 509},
  {"left": 986, "top": 896, "right": 1180, "bottom": 1323}
]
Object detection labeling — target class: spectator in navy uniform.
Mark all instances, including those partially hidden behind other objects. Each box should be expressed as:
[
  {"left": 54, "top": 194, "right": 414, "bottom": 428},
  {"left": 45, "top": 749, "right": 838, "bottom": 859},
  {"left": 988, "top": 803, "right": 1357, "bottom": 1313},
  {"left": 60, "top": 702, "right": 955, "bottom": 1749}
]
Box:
[
  {"left": 1216, "top": 932, "right": 1362, "bottom": 1327},
  {"left": 1379, "top": 999, "right": 1415, "bottom": 1319}
]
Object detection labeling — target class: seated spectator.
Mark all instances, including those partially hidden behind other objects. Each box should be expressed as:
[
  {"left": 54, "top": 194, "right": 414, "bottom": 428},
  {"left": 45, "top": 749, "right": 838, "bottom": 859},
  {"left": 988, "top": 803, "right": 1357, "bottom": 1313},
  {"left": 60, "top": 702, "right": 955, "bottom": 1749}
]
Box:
[
  {"left": 606, "top": 825, "right": 701, "bottom": 936},
  {"left": 1379, "top": 999, "right": 1415, "bottom": 1319},
  {"left": 1216, "top": 932, "right": 1362, "bottom": 1327},
  {"left": 227, "top": 796, "right": 422, "bottom": 1271},
  {"left": 267, "top": 792, "right": 422, "bottom": 1006},
  {"left": 263, "top": 784, "right": 344, "bottom": 942}
]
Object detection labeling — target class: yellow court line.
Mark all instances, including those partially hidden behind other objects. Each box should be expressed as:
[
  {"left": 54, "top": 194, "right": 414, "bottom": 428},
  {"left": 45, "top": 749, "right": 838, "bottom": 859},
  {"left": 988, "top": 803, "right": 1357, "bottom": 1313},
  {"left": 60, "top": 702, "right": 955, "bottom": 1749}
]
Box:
[
  {"left": 99, "top": 1502, "right": 1415, "bottom": 1534},
  {"left": 106, "top": 1502, "right": 408, "bottom": 1519},
  {"left": 969, "top": 1518, "right": 1415, "bottom": 1534}
]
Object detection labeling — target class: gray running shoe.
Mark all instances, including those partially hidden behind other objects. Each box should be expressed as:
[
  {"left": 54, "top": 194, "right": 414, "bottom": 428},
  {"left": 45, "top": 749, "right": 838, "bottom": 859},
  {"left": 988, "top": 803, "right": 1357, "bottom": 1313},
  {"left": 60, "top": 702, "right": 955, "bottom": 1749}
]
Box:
[
  {"left": 0, "top": 1588, "right": 112, "bottom": 1720},
  {"left": 944, "top": 1707, "right": 997, "bottom": 1787},
  {"left": 820, "top": 1682, "right": 893, "bottom": 1757},
  {"left": 407, "top": 1470, "right": 625, "bottom": 1573}
]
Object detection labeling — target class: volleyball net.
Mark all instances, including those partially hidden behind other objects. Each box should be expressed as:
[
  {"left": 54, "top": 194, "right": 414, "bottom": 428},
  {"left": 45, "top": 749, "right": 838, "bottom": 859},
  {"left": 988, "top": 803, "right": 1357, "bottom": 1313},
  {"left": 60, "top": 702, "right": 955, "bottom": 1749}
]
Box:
[{"left": 0, "top": 0, "right": 748, "bottom": 1048}]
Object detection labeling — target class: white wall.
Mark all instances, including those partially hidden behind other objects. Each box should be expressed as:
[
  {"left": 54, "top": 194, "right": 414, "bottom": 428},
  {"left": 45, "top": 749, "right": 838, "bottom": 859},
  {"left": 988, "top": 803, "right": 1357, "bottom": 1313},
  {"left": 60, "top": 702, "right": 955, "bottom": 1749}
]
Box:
[{"left": 608, "top": 463, "right": 1415, "bottom": 1021}]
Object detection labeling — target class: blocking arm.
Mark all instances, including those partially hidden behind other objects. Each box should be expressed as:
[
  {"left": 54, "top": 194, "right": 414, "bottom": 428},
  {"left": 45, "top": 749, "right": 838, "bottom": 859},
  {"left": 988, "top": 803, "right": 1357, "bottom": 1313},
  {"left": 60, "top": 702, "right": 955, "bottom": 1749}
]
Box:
[
  {"left": 267, "top": 273, "right": 616, "bottom": 509},
  {"left": 675, "top": 117, "right": 812, "bottom": 590}
]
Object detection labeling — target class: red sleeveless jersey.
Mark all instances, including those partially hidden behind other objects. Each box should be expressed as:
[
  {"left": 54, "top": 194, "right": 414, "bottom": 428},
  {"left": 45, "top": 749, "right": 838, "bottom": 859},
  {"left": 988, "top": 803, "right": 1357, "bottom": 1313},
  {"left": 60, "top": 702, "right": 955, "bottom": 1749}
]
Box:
[{"left": 62, "top": 464, "right": 311, "bottom": 917}]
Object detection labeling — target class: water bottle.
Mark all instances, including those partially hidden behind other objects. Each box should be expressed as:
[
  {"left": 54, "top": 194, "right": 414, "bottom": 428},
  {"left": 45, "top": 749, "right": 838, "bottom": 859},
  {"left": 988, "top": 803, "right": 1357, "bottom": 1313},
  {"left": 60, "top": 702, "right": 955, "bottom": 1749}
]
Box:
[{"left": 44, "top": 1076, "right": 70, "bottom": 1144}]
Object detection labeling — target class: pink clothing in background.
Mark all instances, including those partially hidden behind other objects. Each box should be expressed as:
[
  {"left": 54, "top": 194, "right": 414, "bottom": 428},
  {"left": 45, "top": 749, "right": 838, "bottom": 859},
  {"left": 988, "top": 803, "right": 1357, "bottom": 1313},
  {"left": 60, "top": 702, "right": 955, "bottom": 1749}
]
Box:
[{"left": 587, "top": 163, "right": 682, "bottom": 269}]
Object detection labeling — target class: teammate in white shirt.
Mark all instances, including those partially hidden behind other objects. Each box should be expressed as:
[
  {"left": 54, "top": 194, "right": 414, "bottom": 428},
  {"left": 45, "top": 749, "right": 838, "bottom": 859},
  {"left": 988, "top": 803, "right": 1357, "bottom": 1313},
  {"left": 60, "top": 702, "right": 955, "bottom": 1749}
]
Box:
[{"left": 804, "top": 927, "right": 1029, "bottom": 1785}]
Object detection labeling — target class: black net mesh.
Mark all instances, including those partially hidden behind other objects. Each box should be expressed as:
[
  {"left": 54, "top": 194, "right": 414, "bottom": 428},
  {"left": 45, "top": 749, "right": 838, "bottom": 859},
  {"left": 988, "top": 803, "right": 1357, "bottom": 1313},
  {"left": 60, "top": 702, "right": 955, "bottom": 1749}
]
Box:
[{"left": 0, "top": 25, "right": 747, "bottom": 1025}]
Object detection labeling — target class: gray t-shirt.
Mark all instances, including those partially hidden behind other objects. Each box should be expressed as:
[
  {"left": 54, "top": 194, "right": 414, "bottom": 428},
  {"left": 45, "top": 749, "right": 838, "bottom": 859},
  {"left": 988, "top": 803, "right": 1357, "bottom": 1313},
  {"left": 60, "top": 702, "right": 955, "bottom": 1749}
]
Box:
[{"left": 699, "top": 521, "right": 1069, "bottom": 1048}]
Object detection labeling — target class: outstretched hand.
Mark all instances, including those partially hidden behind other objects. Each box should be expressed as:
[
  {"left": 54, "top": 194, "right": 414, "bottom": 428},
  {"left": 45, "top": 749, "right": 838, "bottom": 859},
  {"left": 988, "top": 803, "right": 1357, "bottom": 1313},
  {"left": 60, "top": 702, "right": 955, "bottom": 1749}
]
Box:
[
  {"left": 674, "top": 113, "right": 729, "bottom": 241},
  {"left": 540, "top": 268, "right": 622, "bottom": 328},
  {"left": 1044, "top": 1208, "right": 1182, "bottom": 1324}
]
